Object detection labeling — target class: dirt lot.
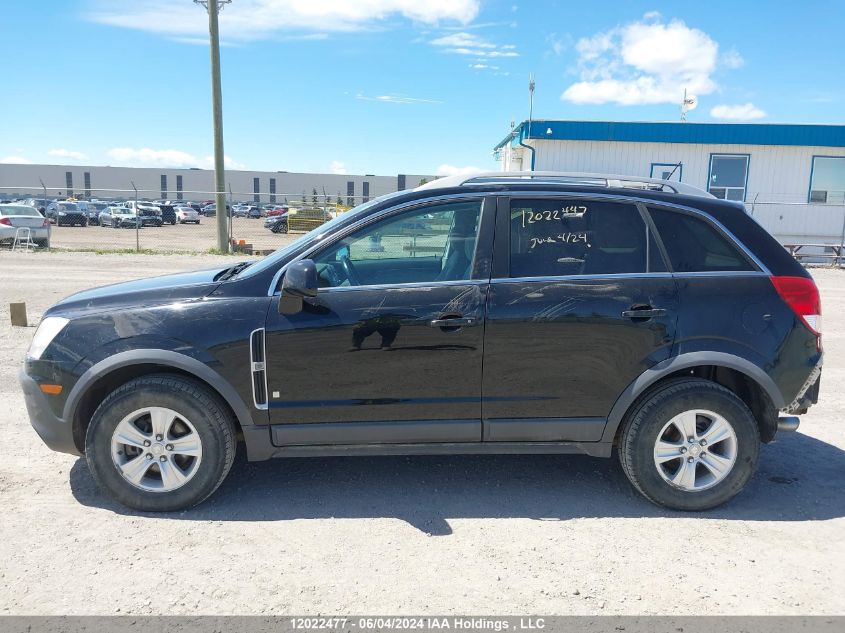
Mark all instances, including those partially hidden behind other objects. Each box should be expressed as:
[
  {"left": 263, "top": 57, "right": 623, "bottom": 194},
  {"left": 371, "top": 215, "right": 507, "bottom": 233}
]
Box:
[
  {"left": 48, "top": 216, "right": 296, "bottom": 253},
  {"left": 0, "top": 251, "right": 843, "bottom": 615}
]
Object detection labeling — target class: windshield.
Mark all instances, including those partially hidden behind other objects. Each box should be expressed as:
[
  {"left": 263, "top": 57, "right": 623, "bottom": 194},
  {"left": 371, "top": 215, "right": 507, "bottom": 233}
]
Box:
[
  {"left": 58, "top": 202, "right": 79, "bottom": 211},
  {"left": 237, "top": 190, "right": 408, "bottom": 279},
  {"left": 0, "top": 204, "right": 41, "bottom": 217}
]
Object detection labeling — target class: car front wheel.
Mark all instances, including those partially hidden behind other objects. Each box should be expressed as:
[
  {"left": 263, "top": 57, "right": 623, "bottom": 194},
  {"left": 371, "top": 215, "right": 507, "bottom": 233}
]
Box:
[
  {"left": 85, "top": 374, "right": 237, "bottom": 511},
  {"left": 618, "top": 378, "right": 759, "bottom": 511}
]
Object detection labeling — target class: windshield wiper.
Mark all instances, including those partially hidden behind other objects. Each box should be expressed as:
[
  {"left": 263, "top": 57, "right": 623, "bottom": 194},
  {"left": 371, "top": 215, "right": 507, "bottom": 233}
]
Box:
[{"left": 216, "top": 261, "right": 253, "bottom": 281}]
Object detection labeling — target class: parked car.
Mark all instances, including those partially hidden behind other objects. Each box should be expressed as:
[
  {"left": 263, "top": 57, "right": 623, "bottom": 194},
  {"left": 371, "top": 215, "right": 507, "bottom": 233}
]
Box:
[
  {"left": 123, "top": 202, "right": 163, "bottom": 227},
  {"left": 20, "top": 198, "right": 48, "bottom": 214},
  {"left": 80, "top": 201, "right": 109, "bottom": 226},
  {"left": 264, "top": 212, "right": 288, "bottom": 233},
  {"left": 46, "top": 201, "right": 87, "bottom": 226},
  {"left": 0, "top": 204, "right": 50, "bottom": 247},
  {"left": 99, "top": 206, "right": 142, "bottom": 229},
  {"left": 20, "top": 171, "right": 822, "bottom": 512},
  {"left": 201, "top": 203, "right": 231, "bottom": 217},
  {"left": 153, "top": 203, "right": 177, "bottom": 225},
  {"left": 175, "top": 206, "right": 201, "bottom": 224}
]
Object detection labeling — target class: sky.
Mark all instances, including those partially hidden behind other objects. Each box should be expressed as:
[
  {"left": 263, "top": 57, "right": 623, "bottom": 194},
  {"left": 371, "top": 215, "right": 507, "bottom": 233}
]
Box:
[{"left": 1, "top": 0, "right": 843, "bottom": 176}]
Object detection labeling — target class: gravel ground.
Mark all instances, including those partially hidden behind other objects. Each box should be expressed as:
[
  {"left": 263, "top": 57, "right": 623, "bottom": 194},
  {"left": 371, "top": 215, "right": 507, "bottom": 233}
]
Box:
[
  {"left": 0, "top": 252, "right": 843, "bottom": 615},
  {"left": 47, "top": 217, "right": 297, "bottom": 253}
]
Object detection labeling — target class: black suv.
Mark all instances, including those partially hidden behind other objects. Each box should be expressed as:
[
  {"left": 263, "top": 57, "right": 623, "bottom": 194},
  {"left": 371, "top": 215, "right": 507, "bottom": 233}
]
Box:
[{"left": 20, "top": 172, "right": 822, "bottom": 512}]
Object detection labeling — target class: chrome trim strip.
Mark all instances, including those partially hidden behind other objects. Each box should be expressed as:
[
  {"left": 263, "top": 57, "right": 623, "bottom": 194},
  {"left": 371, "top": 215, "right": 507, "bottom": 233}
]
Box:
[
  {"left": 315, "top": 279, "right": 489, "bottom": 293},
  {"left": 249, "top": 328, "right": 269, "bottom": 410},
  {"left": 492, "top": 273, "right": 674, "bottom": 284},
  {"left": 267, "top": 192, "right": 490, "bottom": 296}
]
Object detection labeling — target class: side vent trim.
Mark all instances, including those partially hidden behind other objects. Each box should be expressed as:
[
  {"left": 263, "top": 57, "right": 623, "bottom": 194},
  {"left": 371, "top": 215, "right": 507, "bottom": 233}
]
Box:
[{"left": 249, "top": 328, "right": 269, "bottom": 410}]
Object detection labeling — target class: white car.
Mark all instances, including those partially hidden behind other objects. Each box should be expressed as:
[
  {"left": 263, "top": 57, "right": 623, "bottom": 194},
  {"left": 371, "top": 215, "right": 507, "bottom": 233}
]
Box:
[
  {"left": 175, "top": 206, "right": 200, "bottom": 224},
  {"left": 0, "top": 204, "right": 51, "bottom": 247}
]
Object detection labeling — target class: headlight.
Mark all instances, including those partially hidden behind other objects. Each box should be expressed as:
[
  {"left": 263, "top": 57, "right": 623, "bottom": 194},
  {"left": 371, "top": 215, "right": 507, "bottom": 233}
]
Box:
[{"left": 28, "top": 317, "right": 69, "bottom": 360}]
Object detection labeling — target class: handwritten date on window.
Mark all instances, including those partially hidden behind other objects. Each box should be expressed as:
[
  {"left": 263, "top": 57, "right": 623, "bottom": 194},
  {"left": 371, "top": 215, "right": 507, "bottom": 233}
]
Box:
[
  {"left": 521, "top": 206, "right": 587, "bottom": 227},
  {"left": 529, "top": 233, "right": 589, "bottom": 250}
]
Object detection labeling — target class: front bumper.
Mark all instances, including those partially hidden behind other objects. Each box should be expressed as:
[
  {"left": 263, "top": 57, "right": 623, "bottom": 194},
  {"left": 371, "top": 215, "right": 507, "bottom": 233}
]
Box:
[{"left": 19, "top": 370, "right": 81, "bottom": 456}]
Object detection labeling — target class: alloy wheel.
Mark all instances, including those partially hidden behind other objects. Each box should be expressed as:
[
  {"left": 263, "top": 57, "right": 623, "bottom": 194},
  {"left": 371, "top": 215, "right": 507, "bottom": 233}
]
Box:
[
  {"left": 110, "top": 407, "right": 203, "bottom": 492},
  {"left": 653, "top": 409, "right": 738, "bottom": 491}
]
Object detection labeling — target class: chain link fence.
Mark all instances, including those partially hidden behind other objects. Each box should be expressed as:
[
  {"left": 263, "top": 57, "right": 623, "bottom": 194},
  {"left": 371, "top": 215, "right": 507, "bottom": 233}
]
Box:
[{"left": 0, "top": 185, "right": 374, "bottom": 254}]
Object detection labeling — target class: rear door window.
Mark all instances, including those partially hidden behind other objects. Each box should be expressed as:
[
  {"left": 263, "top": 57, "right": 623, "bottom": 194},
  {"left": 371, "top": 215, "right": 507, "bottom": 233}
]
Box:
[
  {"left": 648, "top": 206, "right": 755, "bottom": 272},
  {"left": 508, "top": 199, "right": 666, "bottom": 278}
]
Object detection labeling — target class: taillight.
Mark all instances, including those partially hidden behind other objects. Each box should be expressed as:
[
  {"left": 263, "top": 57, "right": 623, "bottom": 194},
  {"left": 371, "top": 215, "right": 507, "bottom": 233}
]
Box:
[
  {"left": 0, "top": 218, "right": 10, "bottom": 225},
  {"left": 42, "top": 219, "right": 49, "bottom": 228},
  {"left": 771, "top": 275, "right": 822, "bottom": 348}
]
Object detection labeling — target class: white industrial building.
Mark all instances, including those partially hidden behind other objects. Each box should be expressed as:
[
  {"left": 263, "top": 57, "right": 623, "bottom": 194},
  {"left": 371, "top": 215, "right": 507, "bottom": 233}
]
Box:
[
  {"left": 0, "top": 163, "right": 434, "bottom": 206},
  {"left": 496, "top": 120, "right": 845, "bottom": 245}
]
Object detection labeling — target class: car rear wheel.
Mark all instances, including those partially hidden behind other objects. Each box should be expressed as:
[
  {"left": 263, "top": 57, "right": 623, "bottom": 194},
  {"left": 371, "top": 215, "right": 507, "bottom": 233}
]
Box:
[
  {"left": 618, "top": 378, "right": 759, "bottom": 511},
  {"left": 85, "top": 374, "right": 237, "bottom": 512}
]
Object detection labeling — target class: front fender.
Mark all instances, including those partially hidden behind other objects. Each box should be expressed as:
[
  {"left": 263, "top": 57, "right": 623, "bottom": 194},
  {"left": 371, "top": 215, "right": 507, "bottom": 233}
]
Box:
[{"left": 63, "top": 349, "right": 258, "bottom": 431}]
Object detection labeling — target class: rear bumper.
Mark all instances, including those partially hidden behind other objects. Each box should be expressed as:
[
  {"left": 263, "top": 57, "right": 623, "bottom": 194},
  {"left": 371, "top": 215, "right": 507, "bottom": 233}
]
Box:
[
  {"left": 0, "top": 227, "right": 50, "bottom": 240},
  {"left": 18, "top": 370, "right": 81, "bottom": 456},
  {"left": 783, "top": 365, "right": 822, "bottom": 415}
]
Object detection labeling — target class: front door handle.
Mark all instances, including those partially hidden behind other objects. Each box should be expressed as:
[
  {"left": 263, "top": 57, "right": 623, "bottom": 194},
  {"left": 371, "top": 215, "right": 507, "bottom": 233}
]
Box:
[
  {"left": 621, "top": 306, "right": 667, "bottom": 319},
  {"left": 429, "top": 316, "right": 477, "bottom": 329}
]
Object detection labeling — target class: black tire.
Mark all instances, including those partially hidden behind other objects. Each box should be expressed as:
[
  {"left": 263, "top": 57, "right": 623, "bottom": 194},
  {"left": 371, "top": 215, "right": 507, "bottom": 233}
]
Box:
[
  {"left": 85, "top": 374, "right": 237, "bottom": 512},
  {"left": 618, "top": 378, "right": 760, "bottom": 511},
  {"left": 35, "top": 239, "right": 49, "bottom": 248}
]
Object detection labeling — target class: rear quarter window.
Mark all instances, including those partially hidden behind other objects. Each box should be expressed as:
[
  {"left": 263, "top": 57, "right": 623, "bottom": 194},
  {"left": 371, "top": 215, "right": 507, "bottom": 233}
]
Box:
[{"left": 648, "top": 206, "right": 755, "bottom": 273}]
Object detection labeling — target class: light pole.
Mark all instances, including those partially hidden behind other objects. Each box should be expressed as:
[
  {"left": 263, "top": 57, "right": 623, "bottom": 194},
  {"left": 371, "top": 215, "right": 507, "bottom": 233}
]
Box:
[{"left": 195, "top": 0, "right": 231, "bottom": 252}]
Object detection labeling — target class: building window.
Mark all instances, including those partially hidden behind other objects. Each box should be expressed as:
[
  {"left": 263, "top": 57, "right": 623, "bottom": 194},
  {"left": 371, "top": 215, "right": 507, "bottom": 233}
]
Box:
[
  {"left": 65, "top": 171, "right": 73, "bottom": 197},
  {"left": 84, "top": 172, "right": 91, "bottom": 198},
  {"left": 809, "top": 156, "right": 845, "bottom": 204},
  {"left": 397, "top": 174, "right": 406, "bottom": 191},
  {"left": 708, "top": 154, "right": 749, "bottom": 201},
  {"left": 363, "top": 181, "right": 370, "bottom": 203},
  {"left": 650, "top": 163, "right": 682, "bottom": 182},
  {"left": 347, "top": 180, "right": 355, "bottom": 206},
  {"left": 176, "top": 175, "right": 183, "bottom": 200},
  {"left": 253, "top": 177, "right": 260, "bottom": 203},
  {"left": 269, "top": 178, "right": 276, "bottom": 204},
  {"left": 160, "top": 175, "right": 168, "bottom": 200}
]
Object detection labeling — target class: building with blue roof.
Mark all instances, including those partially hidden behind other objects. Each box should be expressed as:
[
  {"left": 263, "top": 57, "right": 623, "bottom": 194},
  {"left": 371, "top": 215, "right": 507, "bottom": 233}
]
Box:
[{"left": 495, "top": 120, "right": 845, "bottom": 244}]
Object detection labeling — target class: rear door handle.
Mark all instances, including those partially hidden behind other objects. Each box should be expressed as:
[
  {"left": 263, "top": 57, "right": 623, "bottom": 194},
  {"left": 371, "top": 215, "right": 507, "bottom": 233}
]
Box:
[
  {"left": 621, "top": 307, "right": 667, "bottom": 319},
  {"left": 429, "top": 316, "right": 477, "bottom": 329}
]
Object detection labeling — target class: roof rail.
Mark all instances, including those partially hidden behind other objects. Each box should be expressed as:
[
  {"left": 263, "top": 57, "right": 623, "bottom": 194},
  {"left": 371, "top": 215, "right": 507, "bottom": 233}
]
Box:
[{"left": 416, "top": 171, "right": 714, "bottom": 199}]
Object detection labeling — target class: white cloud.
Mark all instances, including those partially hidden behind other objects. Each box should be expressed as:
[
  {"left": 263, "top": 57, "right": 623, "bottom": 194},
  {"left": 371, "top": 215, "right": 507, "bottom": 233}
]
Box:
[
  {"left": 88, "top": 0, "right": 480, "bottom": 42},
  {"left": 469, "top": 63, "right": 499, "bottom": 70},
  {"left": 48, "top": 148, "right": 87, "bottom": 161},
  {"left": 106, "top": 147, "right": 246, "bottom": 170},
  {"left": 720, "top": 48, "right": 744, "bottom": 69},
  {"left": 436, "top": 164, "right": 482, "bottom": 177},
  {"left": 0, "top": 156, "right": 33, "bottom": 164},
  {"left": 430, "top": 31, "right": 519, "bottom": 58},
  {"left": 356, "top": 93, "right": 443, "bottom": 104},
  {"left": 710, "top": 103, "right": 766, "bottom": 121},
  {"left": 562, "top": 15, "right": 732, "bottom": 106},
  {"left": 330, "top": 160, "right": 347, "bottom": 174}
]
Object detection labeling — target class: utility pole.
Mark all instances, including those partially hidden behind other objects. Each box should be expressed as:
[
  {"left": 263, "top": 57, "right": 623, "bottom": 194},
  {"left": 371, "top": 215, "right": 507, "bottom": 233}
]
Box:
[{"left": 195, "top": 0, "right": 231, "bottom": 251}]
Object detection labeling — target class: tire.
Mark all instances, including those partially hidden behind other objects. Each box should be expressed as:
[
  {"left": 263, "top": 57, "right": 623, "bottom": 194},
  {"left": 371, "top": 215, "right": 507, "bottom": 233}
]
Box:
[
  {"left": 35, "top": 239, "right": 49, "bottom": 248},
  {"left": 85, "top": 374, "right": 237, "bottom": 512},
  {"left": 618, "top": 378, "right": 760, "bottom": 511}
]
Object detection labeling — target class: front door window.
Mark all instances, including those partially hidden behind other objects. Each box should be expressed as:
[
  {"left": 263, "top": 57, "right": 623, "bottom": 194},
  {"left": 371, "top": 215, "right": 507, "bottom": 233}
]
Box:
[{"left": 312, "top": 200, "right": 483, "bottom": 288}]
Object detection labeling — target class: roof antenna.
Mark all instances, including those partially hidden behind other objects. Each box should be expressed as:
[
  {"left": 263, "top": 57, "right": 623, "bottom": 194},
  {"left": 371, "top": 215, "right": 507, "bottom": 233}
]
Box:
[
  {"left": 681, "top": 88, "right": 698, "bottom": 122},
  {"left": 528, "top": 73, "right": 536, "bottom": 138}
]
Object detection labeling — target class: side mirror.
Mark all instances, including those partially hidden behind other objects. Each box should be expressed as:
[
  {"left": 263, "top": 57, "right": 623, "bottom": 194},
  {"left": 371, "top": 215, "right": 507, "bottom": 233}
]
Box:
[{"left": 279, "top": 259, "right": 318, "bottom": 315}]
